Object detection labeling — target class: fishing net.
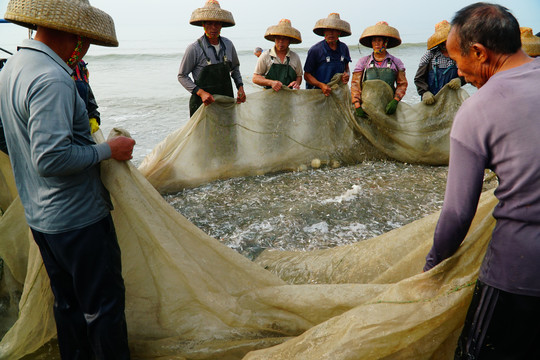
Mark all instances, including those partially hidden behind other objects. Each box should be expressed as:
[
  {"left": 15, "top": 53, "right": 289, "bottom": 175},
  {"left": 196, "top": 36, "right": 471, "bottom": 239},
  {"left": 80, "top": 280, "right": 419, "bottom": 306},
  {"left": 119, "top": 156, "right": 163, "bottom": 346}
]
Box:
[
  {"left": 0, "top": 130, "right": 498, "bottom": 359},
  {"left": 139, "top": 76, "right": 468, "bottom": 194}
]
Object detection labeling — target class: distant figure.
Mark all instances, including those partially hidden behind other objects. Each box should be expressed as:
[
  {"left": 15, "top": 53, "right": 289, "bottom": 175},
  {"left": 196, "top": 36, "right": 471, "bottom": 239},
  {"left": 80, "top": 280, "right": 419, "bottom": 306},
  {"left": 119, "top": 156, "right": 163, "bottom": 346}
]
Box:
[
  {"left": 178, "top": 0, "right": 246, "bottom": 117},
  {"left": 520, "top": 27, "right": 540, "bottom": 57},
  {"left": 351, "top": 21, "right": 407, "bottom": 116},
  {"left": 414, "top": 20, "right": 464, "bottom": 105},
  {"left": 253, "top": 19, "right": 303, "bottom": 91},
  {"left": 423, "top": 3, "right": 540, "bottom": 359},
  {"left": 304, "top": 13, "right": 351, "bottom": 96},
  {"left": 254, "top": 47, "right": 263, "bottom": 57}
]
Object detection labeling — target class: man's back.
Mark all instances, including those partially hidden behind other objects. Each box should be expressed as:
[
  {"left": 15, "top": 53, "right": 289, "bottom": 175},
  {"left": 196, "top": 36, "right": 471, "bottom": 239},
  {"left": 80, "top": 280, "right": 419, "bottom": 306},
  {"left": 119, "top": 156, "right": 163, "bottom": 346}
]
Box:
[{"left": 0, "top": 39, "right": 112, "bottom": 233}]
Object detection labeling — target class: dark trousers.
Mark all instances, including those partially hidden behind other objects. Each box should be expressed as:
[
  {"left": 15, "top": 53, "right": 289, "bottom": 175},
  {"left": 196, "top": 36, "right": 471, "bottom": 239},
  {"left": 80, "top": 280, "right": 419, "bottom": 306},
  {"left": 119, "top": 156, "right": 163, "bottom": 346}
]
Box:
[
  {"left": 455, "top": 280, "right": 540, "bottom": 360},
  {"left": 31, "top": 214, "right": 130, "bottom": 360}
]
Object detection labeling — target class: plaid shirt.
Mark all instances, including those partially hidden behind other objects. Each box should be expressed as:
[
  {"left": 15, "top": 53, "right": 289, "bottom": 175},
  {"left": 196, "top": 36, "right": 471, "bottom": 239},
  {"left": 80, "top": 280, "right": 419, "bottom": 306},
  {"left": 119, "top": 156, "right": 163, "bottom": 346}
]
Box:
[{"left": 418, "top": 48, "right": 456, "bottom": 69}]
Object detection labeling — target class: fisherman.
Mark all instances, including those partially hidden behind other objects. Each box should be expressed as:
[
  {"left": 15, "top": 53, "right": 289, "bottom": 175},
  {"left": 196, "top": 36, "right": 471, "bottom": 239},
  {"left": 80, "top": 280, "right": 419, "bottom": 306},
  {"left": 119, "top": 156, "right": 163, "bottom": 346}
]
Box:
[
  {"left": 253, "top": 19, "right": 303, "bottom": 91},
  {"left": 351, "top": 21, "right": 407, "bottom": 116},
  {"left": 414, "top": 20, "right": 465, "bottom": 105},
  {"left": 178, "top": 0, "right": 246, "bottom": 117},
  {"left": 520, "top": 27, "right": 540, "bottom": 57},
  {"left": 423, "top": 3, "right": 540, "bottom": 358},
  {"left": 304, "top": 13, "right": 351, "bottom": 96},
  {"left": 0, "top": 0, "right": 135, "bottom": 358},
  {"left": 73, "top": 59, "right": 101, "bottom": 133}
]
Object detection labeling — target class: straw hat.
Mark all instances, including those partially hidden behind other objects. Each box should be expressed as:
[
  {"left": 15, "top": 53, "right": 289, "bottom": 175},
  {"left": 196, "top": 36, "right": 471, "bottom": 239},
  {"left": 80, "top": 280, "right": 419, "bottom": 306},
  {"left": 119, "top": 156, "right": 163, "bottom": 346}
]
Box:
[
  {"left": 264, "top": 19, "right": 302, "bottom": 44},
  {"left": 520, "top": 27, "right": 540, "bottom": 57},
  {"left": 427, "top": 20, "right": 451, "bottom": 50},
  {"left": 359, "top": 21, "right": 401, "bottom": 48},
  {"left": 313, "top": 13, "right": 351, "bottom": 37},
  {"left": 190, "top": 0, "right": 235, "bottom": 28},
  {"left": 4, "top": 0, "right": 118, "bottom": 47}
]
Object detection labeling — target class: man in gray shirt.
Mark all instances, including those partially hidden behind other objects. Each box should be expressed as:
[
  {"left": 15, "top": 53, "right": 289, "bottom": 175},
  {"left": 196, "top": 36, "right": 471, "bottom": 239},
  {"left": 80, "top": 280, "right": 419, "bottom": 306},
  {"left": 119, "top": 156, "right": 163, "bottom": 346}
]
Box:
[
  {"left": 0, "top": 0, "right": 134, "bottom": 358},
  {"left": 178, "top": 0, "right": 246, "bottom": 116},
  {"left": 423, "top": 3, "right": 540, "bottom": 358}
]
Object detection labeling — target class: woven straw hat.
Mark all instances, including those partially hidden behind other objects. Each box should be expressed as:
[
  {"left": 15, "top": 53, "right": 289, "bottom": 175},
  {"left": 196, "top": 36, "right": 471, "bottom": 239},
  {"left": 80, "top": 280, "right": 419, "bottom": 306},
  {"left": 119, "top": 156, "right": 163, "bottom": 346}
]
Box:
[
  {"left": 313, "top": 13, "right": 351, "bottom": 37},
  {"left": 359, "top": 21, "right": 401, "bottom": 48},
  {"left": 427, "top": 20, "right": 451, "bottom": 50},
  {"left": 190, "top": 0, "right": 235, "bottom": 28},
  {"left": 264, "top": 19, "right": 302, "bottom": 44},
  {"left": 4, "top": 0, "right": 118, "bottom": 47},
  {"left": 521, "top": 27, "right": 540, "bottom": 57}
]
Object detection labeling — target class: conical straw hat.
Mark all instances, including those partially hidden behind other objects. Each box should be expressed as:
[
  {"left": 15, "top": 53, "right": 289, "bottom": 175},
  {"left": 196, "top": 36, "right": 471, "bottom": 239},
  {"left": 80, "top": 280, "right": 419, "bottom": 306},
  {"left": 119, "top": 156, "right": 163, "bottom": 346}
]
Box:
[
  {"left": 359, "top": 21, "right": 401, "bottom": 48},
  {"left": 190, "top": 0, "right": 235, "bottom": 28},
  {"left": 521, "top": 27, "right": 540, "bottom": 57},
  {"left": 313, "top": 13, "right": 351, "bottom": 37},
  {"left": 4, "top": 0, "right": 118, "bottom": 47},
  {"left": 264, "top": 19, "right": 302, "bottom": 44},
  {"left": 427, "top": 20, "right": 451, "bottom": 50}
]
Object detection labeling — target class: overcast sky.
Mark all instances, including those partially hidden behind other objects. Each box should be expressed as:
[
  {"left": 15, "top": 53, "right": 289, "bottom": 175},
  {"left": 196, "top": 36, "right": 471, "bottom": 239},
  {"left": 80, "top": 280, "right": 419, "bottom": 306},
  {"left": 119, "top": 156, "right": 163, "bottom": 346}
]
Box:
[{"left": 2, "top": 0, "right": 540, "bottom": 52}]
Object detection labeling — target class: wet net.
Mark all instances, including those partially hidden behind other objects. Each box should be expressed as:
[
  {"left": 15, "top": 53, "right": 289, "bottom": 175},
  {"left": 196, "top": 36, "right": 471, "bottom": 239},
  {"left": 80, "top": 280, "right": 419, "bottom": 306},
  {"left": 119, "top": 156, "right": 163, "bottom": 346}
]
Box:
[
  {"left": 139, "top": 77, "right": 468, "bottom": 194},
  {"left": 0, "top": 125, "right": 497, "bottom": 359}
]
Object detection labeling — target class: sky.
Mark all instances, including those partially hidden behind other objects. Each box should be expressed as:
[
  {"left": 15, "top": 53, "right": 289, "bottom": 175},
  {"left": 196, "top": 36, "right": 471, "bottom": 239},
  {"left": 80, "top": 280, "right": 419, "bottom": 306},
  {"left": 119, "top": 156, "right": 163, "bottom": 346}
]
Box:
[{"left": 1, "top": 0, "right": 540, "bottom": 54}]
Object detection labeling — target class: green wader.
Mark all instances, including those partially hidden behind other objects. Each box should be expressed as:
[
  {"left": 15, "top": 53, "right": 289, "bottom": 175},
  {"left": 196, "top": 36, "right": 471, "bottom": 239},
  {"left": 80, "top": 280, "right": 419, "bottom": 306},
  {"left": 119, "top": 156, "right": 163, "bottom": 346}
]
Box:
[
  {"left": 264, "top": 57, "right": 297, "bottom": 88},
  {"left": 363, "top": 58, "right": 397, "bottom": 92},
  {"left": 189, "top": 39, "right": 235, "bottom": 117}
]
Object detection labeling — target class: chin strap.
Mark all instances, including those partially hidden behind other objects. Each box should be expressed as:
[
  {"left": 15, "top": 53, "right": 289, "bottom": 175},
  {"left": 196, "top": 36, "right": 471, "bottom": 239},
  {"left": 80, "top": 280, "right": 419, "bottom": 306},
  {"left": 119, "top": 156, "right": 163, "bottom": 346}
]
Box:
[{"left": 67, "top": 36, "right": 84, "bottom": 67}]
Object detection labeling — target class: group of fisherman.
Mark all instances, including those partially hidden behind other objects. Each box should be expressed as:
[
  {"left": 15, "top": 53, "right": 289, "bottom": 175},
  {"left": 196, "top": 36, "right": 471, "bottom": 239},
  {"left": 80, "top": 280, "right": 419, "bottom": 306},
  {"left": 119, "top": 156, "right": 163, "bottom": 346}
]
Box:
[
  {"left": 1, "top": 0, "right": 540, "bottom": 358},
  {"left": 178, "top": 0, "right": 467, "bottom": 118}
]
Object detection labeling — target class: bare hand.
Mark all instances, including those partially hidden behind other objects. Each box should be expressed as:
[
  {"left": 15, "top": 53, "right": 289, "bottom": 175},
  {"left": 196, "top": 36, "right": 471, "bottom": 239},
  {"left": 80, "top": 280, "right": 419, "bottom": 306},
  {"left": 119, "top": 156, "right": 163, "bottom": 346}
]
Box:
[
  {"left": 236, "top": 86, "right": 246, "bottom": 103},
  {"left": 271, "top": 81, "right": 283, "bottom": 92},
  {"left": 198, "top": 90, "right": 215, "bottom": 106},
  {"left": 288, "top": 80, "right": 300, "bottom": 89},
  {"left": 107, "top": 136, "right": 135, "bottom": 161},
  {"left": 342, "top": 72, "right": 350, "bottom": 84},
  {"left": 320, "top": 84, "right": 332, "bottom": 96}
]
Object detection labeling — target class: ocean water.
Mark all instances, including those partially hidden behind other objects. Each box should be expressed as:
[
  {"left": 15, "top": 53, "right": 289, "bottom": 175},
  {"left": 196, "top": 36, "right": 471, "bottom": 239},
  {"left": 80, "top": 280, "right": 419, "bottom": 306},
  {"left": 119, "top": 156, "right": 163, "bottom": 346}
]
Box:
[{"left": 77, "top": 39, "right": 468, "bottom": 258}]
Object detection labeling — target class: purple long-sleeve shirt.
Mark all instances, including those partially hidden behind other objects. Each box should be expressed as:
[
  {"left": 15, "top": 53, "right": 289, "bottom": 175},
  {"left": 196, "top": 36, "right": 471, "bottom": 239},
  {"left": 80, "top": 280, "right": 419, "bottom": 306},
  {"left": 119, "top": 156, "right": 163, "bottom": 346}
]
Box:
[{"left": 424, "top": 57, "right": 540, "bottom": 297}]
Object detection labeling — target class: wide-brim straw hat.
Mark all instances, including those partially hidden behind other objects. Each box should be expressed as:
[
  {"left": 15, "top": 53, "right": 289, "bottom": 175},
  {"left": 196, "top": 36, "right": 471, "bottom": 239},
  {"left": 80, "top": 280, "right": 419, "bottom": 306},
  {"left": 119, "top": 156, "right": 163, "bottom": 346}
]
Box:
[
  {"left": 264, "top": 19, "right": 302, "bottom": 44},
  {"left": 360, "top": 21, "right": 401, "bottom": 48},
  {"left": 427, "top": 20, "right": 451, "bottom": 50},
  {"left": 521, "top": 27, "right": 540, "bottom": 57},
  {"left": 4, "top": 0, "right": 118, "bottom": 47},
  {"left": 313, "top": 13, "right": 351, "bottom": 37},
  {"left": 190, "top": 0, "right": 235, "bottom": 28}
]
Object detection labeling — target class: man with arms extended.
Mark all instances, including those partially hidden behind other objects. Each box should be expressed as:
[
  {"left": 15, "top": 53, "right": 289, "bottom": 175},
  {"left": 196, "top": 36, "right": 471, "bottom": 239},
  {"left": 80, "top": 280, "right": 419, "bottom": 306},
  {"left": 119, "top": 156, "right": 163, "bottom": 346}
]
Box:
[
  {"left": 0, "top": 0, "right": 135, "bottom": 358},
  {"left": 304, "top": 13, "right": 351, "bottom": 96},
  {"left": 178, "top": 0, "right": 246, "bottom": 117},
  {"left": 423, "top": 3, "right": 540, "bottom": 359}
]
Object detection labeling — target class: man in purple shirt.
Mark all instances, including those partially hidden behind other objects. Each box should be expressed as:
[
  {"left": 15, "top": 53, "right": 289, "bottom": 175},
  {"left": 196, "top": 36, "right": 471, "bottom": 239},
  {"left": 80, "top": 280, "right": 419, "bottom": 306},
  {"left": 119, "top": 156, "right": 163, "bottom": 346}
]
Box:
[{"left": 423, "top": 3, "right": 540, "bottom": 358}]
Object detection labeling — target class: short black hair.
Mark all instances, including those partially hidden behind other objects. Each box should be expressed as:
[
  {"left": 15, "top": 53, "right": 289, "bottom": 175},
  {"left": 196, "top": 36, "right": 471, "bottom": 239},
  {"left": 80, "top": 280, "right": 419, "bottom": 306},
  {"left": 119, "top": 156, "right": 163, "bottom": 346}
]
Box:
[{"left": 451, "top": 2, "right": 521, "bottom": 55}]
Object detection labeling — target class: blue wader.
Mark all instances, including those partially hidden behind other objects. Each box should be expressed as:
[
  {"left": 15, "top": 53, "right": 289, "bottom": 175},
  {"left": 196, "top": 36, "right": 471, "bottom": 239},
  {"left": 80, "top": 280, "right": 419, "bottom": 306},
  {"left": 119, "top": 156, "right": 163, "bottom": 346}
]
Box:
[
  {"left": 306, "top": 44, "right": 347, "bottom": 89},
  {"left": 428, "top": 62, "right": 458, "bottom": 95}
]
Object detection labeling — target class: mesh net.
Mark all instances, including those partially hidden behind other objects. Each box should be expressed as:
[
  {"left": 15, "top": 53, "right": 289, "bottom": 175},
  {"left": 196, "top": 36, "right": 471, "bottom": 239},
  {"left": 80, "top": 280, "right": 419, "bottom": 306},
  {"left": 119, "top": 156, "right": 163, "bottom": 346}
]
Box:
[
  {"left": 0, "top": 125, "right": 497, "bottom": 360},
  {"left": 139, "top": 77, "right": 468, "bottom": 194}
]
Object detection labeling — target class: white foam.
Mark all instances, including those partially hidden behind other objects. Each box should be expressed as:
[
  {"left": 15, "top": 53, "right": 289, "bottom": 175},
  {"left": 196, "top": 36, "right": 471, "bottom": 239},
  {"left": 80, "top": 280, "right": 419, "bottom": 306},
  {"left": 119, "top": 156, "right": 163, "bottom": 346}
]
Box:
[{"left": 321, "top": 185, "right": 363, "bottom": 204}]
